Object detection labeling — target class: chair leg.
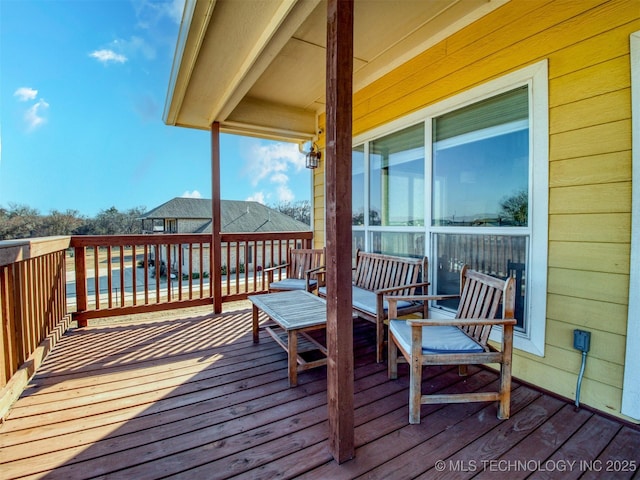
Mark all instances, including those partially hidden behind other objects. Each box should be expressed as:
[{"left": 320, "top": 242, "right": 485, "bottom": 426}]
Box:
[
  {"left": 388, "top": 333, "right": 398, "bottom": 379},
  {"left": 498, "top": 324, "right": 514, "bottom": 419},
  {"left": 498, "top": 360, "right": 512, "bottom": 419},
  {"left": 376, "top": 317, "right": 384, "bottom": 364},
  {"left": 409, "top": 355, "right": 422, "bottom": 424}
]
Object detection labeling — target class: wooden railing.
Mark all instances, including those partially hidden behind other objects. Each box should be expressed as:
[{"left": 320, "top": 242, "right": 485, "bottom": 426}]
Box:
[
  {"left": 0, "top": 236, "right": 71, "bottom": 391},
  {"left": 71, "top": 232, "right": 313, "bottom": 325},
  {"left": 220, "top": 232, "right": 313, "bottom": 302},
  {"left": 0, "top": 231, "right": 312, "bottom": 417}
]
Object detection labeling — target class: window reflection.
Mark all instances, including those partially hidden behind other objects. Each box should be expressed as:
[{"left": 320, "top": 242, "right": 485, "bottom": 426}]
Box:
[
  {"left": 352, "top": 145, "right": 365, "bottom": 226},
  {"left": 432, "top": 87, "right": 529, "bottom": 227},
  {"left": 434, "top": 233, "right": 527, "bottom": 330},
  {"left": 370, "top": 231, "right": 425, "bottom": 258},
  {"left": 369, "top": 124, "right": 425, "bottom": 226}
]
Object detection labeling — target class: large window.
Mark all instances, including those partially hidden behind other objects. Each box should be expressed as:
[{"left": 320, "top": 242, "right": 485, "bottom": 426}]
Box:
[{"left": 352, "top": 62, "right": 548, "bottom": 356}]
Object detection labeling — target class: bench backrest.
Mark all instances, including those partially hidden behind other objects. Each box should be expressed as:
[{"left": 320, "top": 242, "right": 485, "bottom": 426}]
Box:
[
  {"left": 456, "top": 265, "right": 516, "bottom": 346},
  {"left": 353, "top": 249, "right": 427, "bottom": 295},
  {"left": 287, "top": 248, "right": 325, "bottom": 280}
]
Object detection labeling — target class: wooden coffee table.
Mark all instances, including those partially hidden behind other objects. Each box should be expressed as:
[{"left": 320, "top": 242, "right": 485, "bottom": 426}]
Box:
[{"left": 249, "top": 290, "right": 327, "bottom": 387}]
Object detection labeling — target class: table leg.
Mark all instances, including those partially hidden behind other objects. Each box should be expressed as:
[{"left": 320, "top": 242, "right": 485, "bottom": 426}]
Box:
[
  {"left": 288, "top": 330, "right": 298, "bottom": 387},
  {"left": 252, "top": 304, "right": 259, "bottom": 343}
]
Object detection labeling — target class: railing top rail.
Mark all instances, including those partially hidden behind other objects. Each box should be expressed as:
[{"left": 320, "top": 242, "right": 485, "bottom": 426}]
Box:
[
  {"left": 70, "top": 234, "right": 213, "bottom": 247},
  {"left": 0, "top": 236, "right": 71, "bottom": 267},
  {"left": 221, "top": 231, "right": 313, "bottom": 241},
  {"left": 70, "top": 231, "right": 313, "bottom": 248}
]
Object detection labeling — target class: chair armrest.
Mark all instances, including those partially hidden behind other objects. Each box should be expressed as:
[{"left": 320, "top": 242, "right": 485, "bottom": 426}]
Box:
[
  {"left": 406, "top": 317, "right": 517, "bottom": 327},
  {"left": 263, "top": 263, "right": 288, "bottom": 283},
  {"left": 305, "top": 265, "right": 326, "bottom": 290},
  {"left": 263, "top": 263, "right": 288, "bottom": 273}
]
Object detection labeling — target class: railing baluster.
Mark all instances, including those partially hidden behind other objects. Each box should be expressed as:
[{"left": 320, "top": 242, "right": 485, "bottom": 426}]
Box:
[
  {"left": 132, "top": 245, "right": 137, "bottom": 306},
  {"left": 155, "top": 244, "right": 160, "bottom": 304},
  {"left": 188, "top": 243, "right": 193, "bottom": 300},
  {"left": 119, "top": 245, "right": 125, "bottom": 307},
  {"left": 167, "top": 242, "right": 172, "bottom": 303},
  {"left": 93, "top": 246, "right": 100, "bottom": 310},
  {"left": 107, "top": 246, "right": 113, "bottom": 309},
  {"left": 178, "top": 242, "right": 183, "bottom": 301}
]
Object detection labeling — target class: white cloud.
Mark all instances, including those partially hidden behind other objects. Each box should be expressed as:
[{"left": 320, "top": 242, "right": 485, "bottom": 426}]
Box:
[
  {"left": 134, "top": 0, "right": 185, "bottom": 27},
  {"left": 246, "top": 192, "right": 267, "bottom": 204},
  {"left": 14, "top": 87, "right": 38, "bottom": 102},
  {"left": 164, "top": 0, "right": 185, "bottom": 24},
  {"left": 276, "top": 185, "right": 295, "bottom": 203},
  {"left": 181, "top": 190, "right": 202, "bottom": 199},
  {"left": 90, "top": 49, "right": 127, "bottom": 64},
  {"left": 25, "top": 99, "right": 49, "bottom": 131},
  {"left": 244, "top": 141, "right": 306, "bottom": 199}
]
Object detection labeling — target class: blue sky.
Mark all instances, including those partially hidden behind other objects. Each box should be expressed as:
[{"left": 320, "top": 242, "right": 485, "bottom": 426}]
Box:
[{"left": 0, "top": 0, "right": 311, "bottom": 217}]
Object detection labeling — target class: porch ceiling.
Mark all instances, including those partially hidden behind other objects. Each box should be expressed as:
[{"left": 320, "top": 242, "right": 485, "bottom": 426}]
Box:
[{"left": 163, "top": 0, "right": 508, "bottom": 143}]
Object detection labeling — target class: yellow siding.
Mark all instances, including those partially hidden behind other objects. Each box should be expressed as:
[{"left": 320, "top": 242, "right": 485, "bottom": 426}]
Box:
[
  {"left": 550, "top": 151, "right": 631, "bottom": 188},
  {"left": 312, "top": 0, "right": 640, "bottom": 420},
  {"left": 549, "top": 241, "right": 630, "bottom": 274}
]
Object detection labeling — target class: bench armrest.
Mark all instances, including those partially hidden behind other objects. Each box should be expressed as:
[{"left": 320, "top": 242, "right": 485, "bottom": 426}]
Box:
[
  {"left": 386, "top": 293, "right": 459, "bottom": 318},
  {"left": 374, "top": 281, "right": 430, "bottom": 295}
]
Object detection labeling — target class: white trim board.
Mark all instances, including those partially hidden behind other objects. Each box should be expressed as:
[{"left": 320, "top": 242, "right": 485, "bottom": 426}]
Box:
[{"left": 622, "top": 31, "right": 640, "bottom": 421}]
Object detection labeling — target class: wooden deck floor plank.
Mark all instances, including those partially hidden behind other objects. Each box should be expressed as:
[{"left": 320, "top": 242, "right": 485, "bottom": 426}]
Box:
[
  {"left": 579, "top": 426, "right": 640, "bottom": 480},
  {"left": 0, "top": 363, "right": 291, "bottom": 454},
  {"left": 37, "top": 313, "right": 253, "bottom": 367},
  {"left": 22, "top": 330, "right": 271, "bottom": 395},
  {"left": 413, "top": 394, "right": 567, "bottom": 480},
  {"left": 470, "top": 403, "right": 593, "bottom": 480},
  {"left": 0, "top": 353, "right": 288, "bottom": 443},
  {"left": 1, "top": 355, "right": 382, "bottom": 478},
  {"left": 4, "top": 352, "right": 290, "bottom": 428},
  {"left": 13, "top": 338, "right": 285, "bottom": 408},
  {"left": 2, "top": 332, "right": 377, "bottom": 447},
  {"left": 1, "top": 306, "right": 638, "bottom": 480},
  {"left": 527, "top": 412, "right": 626, "bottom": 480},
  {"left": 12, "top": 344, "right": 285, "bottom": 411},
  {"left": 69, "top": 363, "right": 399, "bottom": 480},
  {"left": 230, "top": 369, "right": 502, "bottom": 480},
  {"left": 289, "top": 373, "right": 510, "bottom": 480},
  {"left": 29, "top": 321, "right": 257, "bottom": 382},
  {"left": 348, "top": 384, "right": 543, "bottom": 480}
]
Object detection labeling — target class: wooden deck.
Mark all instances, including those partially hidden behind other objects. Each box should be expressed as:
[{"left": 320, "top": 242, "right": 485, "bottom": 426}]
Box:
[{"left": 1, "top": 303, "right": 639, "bottom": 479}]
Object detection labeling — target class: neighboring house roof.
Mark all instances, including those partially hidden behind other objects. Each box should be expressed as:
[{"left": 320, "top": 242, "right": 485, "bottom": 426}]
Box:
[{"left": 140, "top": 197, "right": 310, "bottom": 233}]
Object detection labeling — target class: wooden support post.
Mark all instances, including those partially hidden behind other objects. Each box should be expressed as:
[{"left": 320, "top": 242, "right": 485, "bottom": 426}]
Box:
[
  {"left": 325, "top": 0, "right": 354, "bottom": 464},
  {"left": 74, "top": 246, "right": 88, "bottom": 327},
  {"left": 211, "top": 122, "right": 223, "bottom": 313}
]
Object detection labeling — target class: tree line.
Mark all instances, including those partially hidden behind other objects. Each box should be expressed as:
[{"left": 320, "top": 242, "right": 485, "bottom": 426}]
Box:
[
  {"left": 0, "top": 200, "right": 311, "bottom": 241},
  {"left": 0, "top": 204, "right": 147, "bottom": 240}
]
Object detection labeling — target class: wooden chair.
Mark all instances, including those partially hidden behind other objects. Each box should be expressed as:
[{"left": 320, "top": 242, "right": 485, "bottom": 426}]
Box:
[
  {"left": 265, "top": 248, "right": 325, "bottom": 293},
  {"left": 387, "top": 265, "right": 516, "bottom": 424}
]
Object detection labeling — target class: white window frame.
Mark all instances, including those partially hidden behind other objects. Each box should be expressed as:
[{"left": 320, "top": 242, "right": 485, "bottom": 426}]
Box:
[
  {"left": 622, "top": 31, "right": 640, "bottom": 421},
  {"left": 353, "top": 60, "right": 549, "bottom": 356}
]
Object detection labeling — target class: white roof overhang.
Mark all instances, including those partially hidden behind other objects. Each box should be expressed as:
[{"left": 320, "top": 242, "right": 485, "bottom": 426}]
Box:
[{"left": 164, "top": 0, "right": 508, "bottom": 143}]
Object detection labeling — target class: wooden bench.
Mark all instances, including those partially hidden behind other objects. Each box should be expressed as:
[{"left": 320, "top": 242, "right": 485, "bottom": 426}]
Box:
[{"left": 319, "top": 249, "right": 429, "bottom": 363}]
